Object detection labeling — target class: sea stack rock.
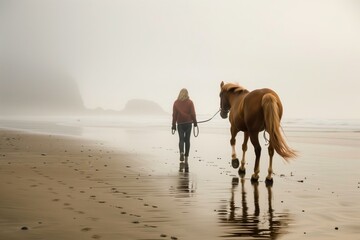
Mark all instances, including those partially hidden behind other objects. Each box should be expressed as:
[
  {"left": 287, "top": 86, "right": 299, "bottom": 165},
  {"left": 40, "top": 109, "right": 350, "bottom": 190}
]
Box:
[{"left": 121, "top": 99, "right": 167, "bottom": 115}]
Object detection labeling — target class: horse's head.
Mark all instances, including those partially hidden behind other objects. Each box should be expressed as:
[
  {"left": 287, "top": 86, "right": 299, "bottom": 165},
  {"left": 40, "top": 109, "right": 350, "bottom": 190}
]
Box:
[
  {"left": 219, "top": 81, "right": 248, "bottom": 119},
  {"left": 219, "top": 81, "right": 230, "bottom": 119}
]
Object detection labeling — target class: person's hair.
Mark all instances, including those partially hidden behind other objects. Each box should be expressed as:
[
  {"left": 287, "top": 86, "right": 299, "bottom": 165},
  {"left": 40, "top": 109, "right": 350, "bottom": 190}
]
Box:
[{"left": 177, "top": 88, "right": 189, "bottom": 101}]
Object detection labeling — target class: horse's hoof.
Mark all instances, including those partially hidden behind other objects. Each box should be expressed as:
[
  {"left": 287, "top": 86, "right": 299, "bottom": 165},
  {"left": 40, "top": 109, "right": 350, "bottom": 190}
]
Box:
[
  {"left": 265, "top": 177, "right": 274, "bottom": 187},
  {"left": 251, "top": 175, "right": 259, "bottom": 183},
  {"left": 238, "top": 167, "right": 246, "bottom": 177},
  {"left": 231, "top": 158, "right": 239, "bottom": 168}
]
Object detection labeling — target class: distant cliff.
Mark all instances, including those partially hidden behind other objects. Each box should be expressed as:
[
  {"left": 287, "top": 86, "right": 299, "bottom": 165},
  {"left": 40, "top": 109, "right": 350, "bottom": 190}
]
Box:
[
  {"left": 0, "top": 66, "right": 85, "bottom": 115},
  {"left": 0, "top": 64, "right": 168, "bottom": 116},
  {"left": 120, "top": 99, "right": 168, "bottom": 115}
]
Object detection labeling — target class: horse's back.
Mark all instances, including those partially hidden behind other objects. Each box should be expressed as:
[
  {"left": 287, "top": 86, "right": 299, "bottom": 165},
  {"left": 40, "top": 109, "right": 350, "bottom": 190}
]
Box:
[{"left": 243, "top": 88, "right": 282, "bottom": 131}]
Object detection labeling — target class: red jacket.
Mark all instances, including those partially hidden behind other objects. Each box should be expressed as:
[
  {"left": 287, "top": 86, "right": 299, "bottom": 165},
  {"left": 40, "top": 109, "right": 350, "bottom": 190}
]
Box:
[{"left": 172, "top": 99, "right": 197, "bottom": 126}]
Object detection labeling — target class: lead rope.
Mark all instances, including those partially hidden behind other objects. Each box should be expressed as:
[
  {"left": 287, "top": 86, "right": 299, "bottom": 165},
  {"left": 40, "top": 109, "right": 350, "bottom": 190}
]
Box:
[
  {"left": 263, "top": 130, "right": 270, "bottom": 146},
  {"left": 172, "top": 109, "right": 221, "bottom": 137},
  {"left": 263, "top": 125, "right": 286, "bottom": 146},
  {"left": 193, "top": 109, "right": 221, "bottom": 137},
  {"left": 193, "top": 125, "right": 199, "bottom": 137}
]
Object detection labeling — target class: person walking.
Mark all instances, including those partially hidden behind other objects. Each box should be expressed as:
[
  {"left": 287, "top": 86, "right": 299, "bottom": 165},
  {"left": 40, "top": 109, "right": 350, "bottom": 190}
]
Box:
[{"left": 172, "top": 88, "right": 197, "bottom": 162}]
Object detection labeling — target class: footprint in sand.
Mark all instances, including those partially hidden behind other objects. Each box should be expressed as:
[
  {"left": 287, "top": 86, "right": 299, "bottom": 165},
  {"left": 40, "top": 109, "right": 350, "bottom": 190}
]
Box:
[
  {"left": 81, "top": 227, "right": 92, "bottom": 232},
  {"left": 144, "top": 224, "right": 157, "bottom": 228}
]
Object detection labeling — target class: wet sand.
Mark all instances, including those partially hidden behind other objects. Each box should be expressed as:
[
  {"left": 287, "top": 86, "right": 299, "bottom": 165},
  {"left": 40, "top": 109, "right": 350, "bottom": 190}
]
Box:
[{"left": 0, "top": 125, "right": 360, "bottom": 240}]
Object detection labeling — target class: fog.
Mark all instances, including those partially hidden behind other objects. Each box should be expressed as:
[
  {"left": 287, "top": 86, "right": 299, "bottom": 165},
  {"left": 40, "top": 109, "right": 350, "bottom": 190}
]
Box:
[{"left": 1, "top": 0, "right": 360, "bottom": 119}]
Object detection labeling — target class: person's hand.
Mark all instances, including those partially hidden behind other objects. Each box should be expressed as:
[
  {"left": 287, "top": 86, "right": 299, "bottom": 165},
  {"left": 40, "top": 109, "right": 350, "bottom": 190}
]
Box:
[
  {"left": 194, "top": 122, "right": 198, "bottom": 127},
  {"left": 172, "top": 125, "right": 176, "bottom": 131}
]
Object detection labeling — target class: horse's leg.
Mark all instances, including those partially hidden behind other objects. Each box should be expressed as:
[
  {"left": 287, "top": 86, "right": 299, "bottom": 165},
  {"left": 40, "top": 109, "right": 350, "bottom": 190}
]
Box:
[
  {"left": 265, "top": 144, "right": 274, "bottom": 185},
  {"left": 249, "top": 132, "right": 261, "bottom": 182},
  {"left": 253, "top": 180, "right": 260, "bottom": 216},
  {"left": 238, "top": 132, "right": 249, "bottom": 176},
  {"left": 230, "top": 127, "right": 240, "bottom": 168}
]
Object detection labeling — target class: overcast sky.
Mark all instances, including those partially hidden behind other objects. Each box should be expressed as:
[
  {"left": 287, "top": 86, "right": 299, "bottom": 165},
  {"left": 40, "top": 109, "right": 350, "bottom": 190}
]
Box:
[{"left": 1, "top": 0, "right": 360, "bottom": 119}]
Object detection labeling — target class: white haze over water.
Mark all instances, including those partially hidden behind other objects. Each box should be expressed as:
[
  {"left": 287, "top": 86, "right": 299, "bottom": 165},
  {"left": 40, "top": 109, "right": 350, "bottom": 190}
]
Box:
[
  {"left": 1, "top": 0, "right": 360, "bottom": 119},
  {"left": 0, "top": 116, "right": 359, "bottom": 140}
]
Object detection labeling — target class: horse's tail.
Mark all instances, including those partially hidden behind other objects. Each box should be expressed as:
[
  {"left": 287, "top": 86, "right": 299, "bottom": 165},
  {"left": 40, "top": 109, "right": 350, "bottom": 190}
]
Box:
[{"left": 262, "top": 93, "right": 297, "bottom": 161}]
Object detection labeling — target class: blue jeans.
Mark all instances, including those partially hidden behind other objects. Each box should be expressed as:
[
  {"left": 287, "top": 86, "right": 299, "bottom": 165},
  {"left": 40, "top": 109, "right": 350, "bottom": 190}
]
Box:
[{"left": 177, "top": 123, "right": 192, "bottom": 157}]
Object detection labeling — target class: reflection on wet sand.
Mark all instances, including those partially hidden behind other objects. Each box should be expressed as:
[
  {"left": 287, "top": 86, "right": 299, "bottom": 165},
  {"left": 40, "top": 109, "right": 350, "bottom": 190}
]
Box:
[
  {"left": 218, "top": 178, "right": 292, "bottom": 239},
  {"left": 179, "top": 161, "right": 189, "bottom": 173},
  {"left": 176, "top": 162, "right": 196, "bottom": 197}
]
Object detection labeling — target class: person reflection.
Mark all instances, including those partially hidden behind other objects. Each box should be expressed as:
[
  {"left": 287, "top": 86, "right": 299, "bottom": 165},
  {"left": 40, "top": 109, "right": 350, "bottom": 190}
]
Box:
[
  {"left": 176, "top": 161, "right": 195, "bottom": 197},
  {"left": 179, "top": 161, "right": 189, "bottom": 173},
  {"left": 218, "top": 178, "right": 291, "bottom": 239}
]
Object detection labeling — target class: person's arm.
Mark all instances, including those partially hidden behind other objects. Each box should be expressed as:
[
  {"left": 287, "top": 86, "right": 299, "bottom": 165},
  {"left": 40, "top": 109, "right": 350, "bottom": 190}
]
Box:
[
  {"left": 190, "top": 101, "right": 197, "bottom": 127},
  {"left": 172, "top": 102, "right": 177, "bottom": 130}
]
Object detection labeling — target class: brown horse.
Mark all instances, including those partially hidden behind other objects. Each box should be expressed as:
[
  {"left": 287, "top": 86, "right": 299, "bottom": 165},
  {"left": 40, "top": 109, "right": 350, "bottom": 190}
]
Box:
[{"left": 219, "top": 81, "right": 296, "bottom": 184}]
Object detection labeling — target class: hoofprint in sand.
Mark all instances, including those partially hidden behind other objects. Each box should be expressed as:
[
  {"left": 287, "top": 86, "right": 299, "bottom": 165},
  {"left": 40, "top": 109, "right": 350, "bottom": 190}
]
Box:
[{"left": 0, "top": 124, "right": 360, "bottom": 240}]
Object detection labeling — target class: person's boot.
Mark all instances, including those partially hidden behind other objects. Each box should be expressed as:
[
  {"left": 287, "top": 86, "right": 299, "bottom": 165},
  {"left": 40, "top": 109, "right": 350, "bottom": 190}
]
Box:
[{"left": 180, "top": 152, "right": 185, "bottom": 161}]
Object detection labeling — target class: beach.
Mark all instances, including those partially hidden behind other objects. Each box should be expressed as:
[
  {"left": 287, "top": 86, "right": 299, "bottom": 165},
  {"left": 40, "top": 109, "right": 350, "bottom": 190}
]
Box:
[{"left": 0, "top": 117, "right": 360, "bottom": 240}]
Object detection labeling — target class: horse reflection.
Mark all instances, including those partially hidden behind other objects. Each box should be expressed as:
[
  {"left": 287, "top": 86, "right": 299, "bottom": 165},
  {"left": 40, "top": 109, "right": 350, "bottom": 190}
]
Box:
[{"left": 218, "top": 178, "right": 291, "bottom": 239}]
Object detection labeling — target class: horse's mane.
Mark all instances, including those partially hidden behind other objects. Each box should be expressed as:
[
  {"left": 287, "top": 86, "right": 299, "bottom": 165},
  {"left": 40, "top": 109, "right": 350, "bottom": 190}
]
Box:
[{"left": 222, "top": 83, "right": 247, "bottom": 93}]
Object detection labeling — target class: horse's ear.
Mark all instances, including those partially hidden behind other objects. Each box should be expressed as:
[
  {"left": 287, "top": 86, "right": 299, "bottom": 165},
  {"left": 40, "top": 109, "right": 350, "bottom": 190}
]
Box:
[{"left": 220, "top": 81, "right": 224, "bottom": 88}]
